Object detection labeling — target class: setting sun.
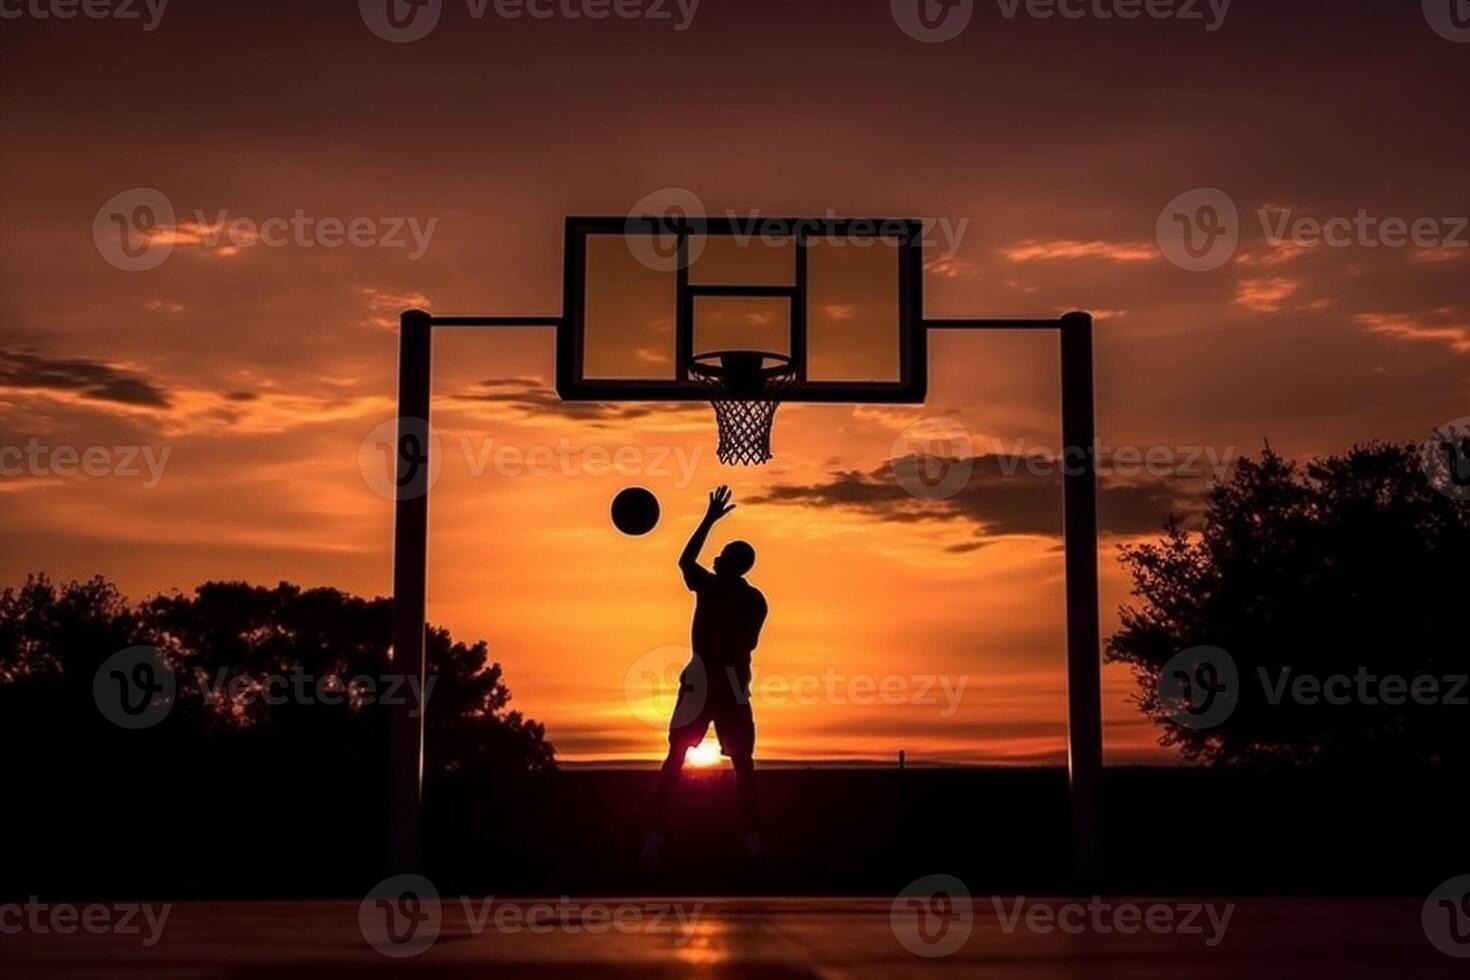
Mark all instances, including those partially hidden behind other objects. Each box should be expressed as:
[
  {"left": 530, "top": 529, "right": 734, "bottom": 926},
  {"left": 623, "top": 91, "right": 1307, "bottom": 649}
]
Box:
[{"left": 686, "top": 736, "right": 723, "bottom": 768}]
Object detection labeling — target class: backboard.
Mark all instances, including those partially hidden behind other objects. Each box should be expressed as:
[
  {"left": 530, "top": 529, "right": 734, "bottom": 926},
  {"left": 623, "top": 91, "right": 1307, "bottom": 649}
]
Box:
[{"left": 558, "top": 215, "right": 926, "bottom": 403}]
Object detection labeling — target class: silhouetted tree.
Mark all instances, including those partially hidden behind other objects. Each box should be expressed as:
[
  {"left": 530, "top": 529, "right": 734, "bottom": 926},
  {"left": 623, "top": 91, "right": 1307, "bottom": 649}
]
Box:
[
  {"left": 1108, "top": 443, "right": 1470, "bottom": 769},
  {"left": 0, "top": 575, "right": 553, "bottom": 891},
  {"left": 0, "top": 574, "right": 553, "bottom": 773}
]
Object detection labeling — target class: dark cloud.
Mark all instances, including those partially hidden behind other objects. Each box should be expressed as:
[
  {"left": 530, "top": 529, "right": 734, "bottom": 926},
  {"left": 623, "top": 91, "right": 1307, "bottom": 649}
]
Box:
[
  {"left": 750, "top": 454, "right": 1208, "bottom": 540},
  {"left": 0, "top": 349, "right": 170, "bottom": 408},
  {"left": 453, "top": 378, "right": 703, "bottom": 425}
]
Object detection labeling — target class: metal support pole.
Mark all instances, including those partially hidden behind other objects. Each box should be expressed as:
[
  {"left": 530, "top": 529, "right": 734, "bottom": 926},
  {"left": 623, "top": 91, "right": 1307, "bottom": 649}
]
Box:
[
  {"left": 388, "top": 309, "right": 433, "bottom": 875},
  {"left": 1059, "top": 310, "right": 1104, "bottom": 887}
]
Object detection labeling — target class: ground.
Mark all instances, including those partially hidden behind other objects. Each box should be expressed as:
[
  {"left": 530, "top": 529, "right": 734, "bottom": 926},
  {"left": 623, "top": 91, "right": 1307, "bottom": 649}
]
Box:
[{"left": 6, "top": 897, "right": 1459, "bottom": 978}]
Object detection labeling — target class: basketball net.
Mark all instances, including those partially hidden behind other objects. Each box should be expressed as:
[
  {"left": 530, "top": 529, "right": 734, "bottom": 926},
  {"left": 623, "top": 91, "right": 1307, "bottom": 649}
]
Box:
[{"left": 688, "top": 351, "right": 795, "bottom": 466}]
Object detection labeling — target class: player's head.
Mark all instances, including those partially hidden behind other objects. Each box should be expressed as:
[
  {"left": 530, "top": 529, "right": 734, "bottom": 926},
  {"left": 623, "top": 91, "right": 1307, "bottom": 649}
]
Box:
[{"left": 713, "top": 540, "right": 756, "bottom": 577}]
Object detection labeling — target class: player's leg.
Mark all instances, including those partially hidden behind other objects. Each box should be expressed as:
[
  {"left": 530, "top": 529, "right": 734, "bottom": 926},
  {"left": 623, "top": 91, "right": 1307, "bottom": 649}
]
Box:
[
  {"left": 654, "top": 731, "right": 697, "bottom": 830},
  {"left": 645, "top": 661, "right": 712, "bottom": 870},
  {"left": 655, "top": 666, "right": 711, "bottom": 830},
  {"left": 731, "top": 752, "right": 757, "bottom": 831},
  {"left": 645, "top": 725, "right": 703, "bottom": 872},
  {"left": 714, "top": 701, "right": 766, "bottom": 856}
]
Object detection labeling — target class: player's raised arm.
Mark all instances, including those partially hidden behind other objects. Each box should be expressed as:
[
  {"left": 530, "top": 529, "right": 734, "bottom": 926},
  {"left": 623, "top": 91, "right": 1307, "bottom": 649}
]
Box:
[{"left": 679, "top": 486, "right": 734, "bottom": 587}]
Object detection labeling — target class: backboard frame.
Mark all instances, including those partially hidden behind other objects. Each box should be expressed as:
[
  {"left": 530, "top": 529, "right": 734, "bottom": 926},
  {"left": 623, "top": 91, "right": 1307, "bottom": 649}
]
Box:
[
  {"left": 386, "top": 216, "right": 1104, "bottom": 890},
  {"left": 559, "top": 215, "right": 927, "bottom": 403}
]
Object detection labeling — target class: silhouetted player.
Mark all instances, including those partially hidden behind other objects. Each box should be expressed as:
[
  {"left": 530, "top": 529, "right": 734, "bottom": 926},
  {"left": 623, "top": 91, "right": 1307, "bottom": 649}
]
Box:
[{"left": 644, "top": 485, "right": 769, "bottom": 869}]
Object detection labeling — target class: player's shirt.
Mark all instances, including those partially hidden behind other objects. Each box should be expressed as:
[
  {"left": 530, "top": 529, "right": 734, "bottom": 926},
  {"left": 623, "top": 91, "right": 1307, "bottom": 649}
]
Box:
[{"left": 682, "top": 565, "right": 767, "bottom": 696}]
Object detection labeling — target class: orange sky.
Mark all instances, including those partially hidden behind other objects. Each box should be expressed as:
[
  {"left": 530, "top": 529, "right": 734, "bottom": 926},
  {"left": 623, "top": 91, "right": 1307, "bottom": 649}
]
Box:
[{"left": 1, "top": 3, "right": 1466, "bottom": 765}]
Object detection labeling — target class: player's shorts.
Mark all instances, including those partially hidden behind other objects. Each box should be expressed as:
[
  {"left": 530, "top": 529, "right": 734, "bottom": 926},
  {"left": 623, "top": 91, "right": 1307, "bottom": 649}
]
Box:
[{"left": 668, "top": 661, "right": 755, "bottom": 760}]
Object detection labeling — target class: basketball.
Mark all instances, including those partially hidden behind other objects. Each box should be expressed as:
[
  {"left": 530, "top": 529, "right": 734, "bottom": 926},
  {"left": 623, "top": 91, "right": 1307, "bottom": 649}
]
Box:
[{"left": 610, "top": 486, "right": 660, "bottom": 536}]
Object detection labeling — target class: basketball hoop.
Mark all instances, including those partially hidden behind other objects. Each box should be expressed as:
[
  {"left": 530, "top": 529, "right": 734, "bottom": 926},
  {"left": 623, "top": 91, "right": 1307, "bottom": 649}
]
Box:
[{"left": 687, "top": 350, "right": 795, "bottom": 466}]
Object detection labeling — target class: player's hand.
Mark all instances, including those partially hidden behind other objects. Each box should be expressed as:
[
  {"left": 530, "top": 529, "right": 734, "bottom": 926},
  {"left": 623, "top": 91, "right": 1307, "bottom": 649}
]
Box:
[{"left": 705, "top": 485, "right": 735, "bottom": 522}]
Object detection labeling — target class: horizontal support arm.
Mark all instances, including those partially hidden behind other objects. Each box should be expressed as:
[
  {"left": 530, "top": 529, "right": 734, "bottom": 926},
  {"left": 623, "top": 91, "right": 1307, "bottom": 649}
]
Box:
[
  {"left": 415, "top": 312, "right": 1092, "bottom": 332},
  {"left": 923, "top": 317, "right": 1072, "bottom": 330},
  {"left": 424, "top": 313, "right": 563, "bottom": 328}
]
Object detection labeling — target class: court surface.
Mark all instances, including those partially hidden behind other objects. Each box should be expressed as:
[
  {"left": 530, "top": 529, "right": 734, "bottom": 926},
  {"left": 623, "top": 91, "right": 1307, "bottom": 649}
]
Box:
[{"left": 7, "top": 896, "right": 1460, "bottom": 978}]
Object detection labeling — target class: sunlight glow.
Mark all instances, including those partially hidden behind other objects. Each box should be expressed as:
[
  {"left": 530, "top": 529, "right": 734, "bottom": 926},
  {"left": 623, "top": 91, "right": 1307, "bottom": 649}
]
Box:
[{"left": 685, "top": 736, "right": 722, "bottom": 767}]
